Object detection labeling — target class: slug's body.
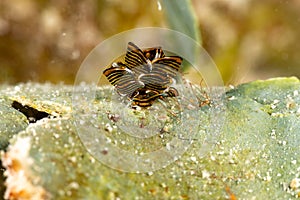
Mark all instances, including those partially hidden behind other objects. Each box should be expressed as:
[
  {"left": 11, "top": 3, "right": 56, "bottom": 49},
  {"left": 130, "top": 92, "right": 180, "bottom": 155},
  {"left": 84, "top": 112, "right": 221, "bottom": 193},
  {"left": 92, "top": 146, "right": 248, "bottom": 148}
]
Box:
[{"left": 103, "top": 42, "right": 182, "bottom": 108}]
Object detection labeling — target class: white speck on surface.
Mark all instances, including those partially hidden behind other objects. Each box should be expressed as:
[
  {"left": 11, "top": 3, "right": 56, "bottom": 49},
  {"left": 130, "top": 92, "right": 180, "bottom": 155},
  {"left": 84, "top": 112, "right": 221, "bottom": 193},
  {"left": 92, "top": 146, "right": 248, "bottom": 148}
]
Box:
[
  {"left": 263, "top": 98, "right": 267, "bottom": 102},
  {"left": 264, "top": 172, "right": 272, "bottom": 182},
  {"left": 202, "top": 170, "right": 210, "bottom": 179},
  {"left": 147, "top": 171, "right": 153, "bottom": 176},
  {"left": 293, "top": 90, "right": 299, "bottom": 96},
  {"left": 69, "top": 182, "right": 79, "bottom": 189},
  {"left": 90, "top": 156, "right": 95, "bottom": 163},
  {"left": 106, "top": 137, "right": 112, "bottom": 143},
  {"left": 190, "top": 156, "right": 197, "bottom": 162},
  {"left": 273, "top": 99, "right": 280, "bottom": 104},
  {"left": 160, "top": 182, "right": 167, "bottom": 188},
  {"left": 290, "top": 178, "right": 300, "bottom": 190},
  {"left": 166, "top": 143, "right": 171, "bottom": 151},
  {"left": 291, "top": 160, "right": 297, "bottom": 165},
  {"left": 270, "top": 104, "right": 277, "bottom": 109},
  {"left": 14, "top": 86, "right": 21, "bottom": 92},
  {"left": 228, "top": 96, "right": 235, "bottom": 100},
  {"left": 210, "top": 155, "right": 216, "bottom": 161},
  {"left": 69, "top": 156, "right": 77, "bottom": 163},
  {"left": 105, "top": 123, "right": 113, "bottom": 132},
  {"left": 270, "top": 129, "right": 276, "bottom": 139},
  {"left": 229, "top": 159, "right": 235, "bottom": 164}
]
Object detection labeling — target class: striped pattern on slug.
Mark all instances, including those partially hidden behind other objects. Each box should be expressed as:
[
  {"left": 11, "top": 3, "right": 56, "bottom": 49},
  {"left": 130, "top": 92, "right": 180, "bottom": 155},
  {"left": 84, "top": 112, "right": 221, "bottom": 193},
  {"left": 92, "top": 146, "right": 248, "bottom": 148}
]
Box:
[{"left": 103, "top": 42, "right": 183, "bottom": 107}]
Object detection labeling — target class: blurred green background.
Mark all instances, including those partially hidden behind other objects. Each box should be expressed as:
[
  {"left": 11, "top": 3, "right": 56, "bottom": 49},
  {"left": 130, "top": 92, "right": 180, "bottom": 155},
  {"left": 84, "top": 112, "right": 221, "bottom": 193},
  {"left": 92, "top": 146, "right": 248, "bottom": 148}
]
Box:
[{"left": 0, "top": 0, "right": 300, "bottom": 85}]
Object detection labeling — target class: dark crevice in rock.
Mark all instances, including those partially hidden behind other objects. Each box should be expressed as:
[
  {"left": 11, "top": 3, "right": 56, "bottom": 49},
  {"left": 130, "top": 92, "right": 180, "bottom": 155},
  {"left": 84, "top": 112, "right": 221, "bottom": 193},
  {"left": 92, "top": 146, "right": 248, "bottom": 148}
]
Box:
[{"left": 11, "top": 101, "right": 51, "bottom": 123}]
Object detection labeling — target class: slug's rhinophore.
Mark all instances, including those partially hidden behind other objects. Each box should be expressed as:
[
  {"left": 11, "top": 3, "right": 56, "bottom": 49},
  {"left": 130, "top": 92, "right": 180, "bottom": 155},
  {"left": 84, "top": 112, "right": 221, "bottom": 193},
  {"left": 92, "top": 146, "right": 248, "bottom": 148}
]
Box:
[{"left": 103, "top": 42, "right": 182, "bottom": 107}]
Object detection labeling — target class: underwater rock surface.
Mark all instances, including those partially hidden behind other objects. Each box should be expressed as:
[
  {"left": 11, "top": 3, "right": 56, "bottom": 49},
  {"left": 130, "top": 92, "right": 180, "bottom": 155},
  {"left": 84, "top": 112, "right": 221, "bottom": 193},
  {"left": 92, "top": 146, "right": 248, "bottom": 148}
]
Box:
[{"left": 0, "top": 77, "right": 300, "bottom": 199}]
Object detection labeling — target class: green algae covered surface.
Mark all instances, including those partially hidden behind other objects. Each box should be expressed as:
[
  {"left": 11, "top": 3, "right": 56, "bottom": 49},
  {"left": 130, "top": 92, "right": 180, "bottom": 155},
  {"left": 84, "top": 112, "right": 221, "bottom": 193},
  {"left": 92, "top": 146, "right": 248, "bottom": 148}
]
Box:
[{"left": 1, "top": 77, "right": 300, "bottom": 199}]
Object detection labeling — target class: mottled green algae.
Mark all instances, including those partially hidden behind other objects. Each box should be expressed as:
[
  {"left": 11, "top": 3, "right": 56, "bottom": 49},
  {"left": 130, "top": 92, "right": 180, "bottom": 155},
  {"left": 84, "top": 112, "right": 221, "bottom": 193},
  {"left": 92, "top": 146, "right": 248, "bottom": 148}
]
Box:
[
  {"left": 227, "top": 77, "right": 300, "bottom": 115},
  {"left": 0, "top": 103, "right": 28, "bottom": 150},
  {"left": 1, "top": 77, "right": 300, "bottom": 199},
  {"left": 0, "top": 83, "right": 73, "bottom": 149},
  {"left": 224, "top": 77, "right": 300, "bottom": 198}
]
